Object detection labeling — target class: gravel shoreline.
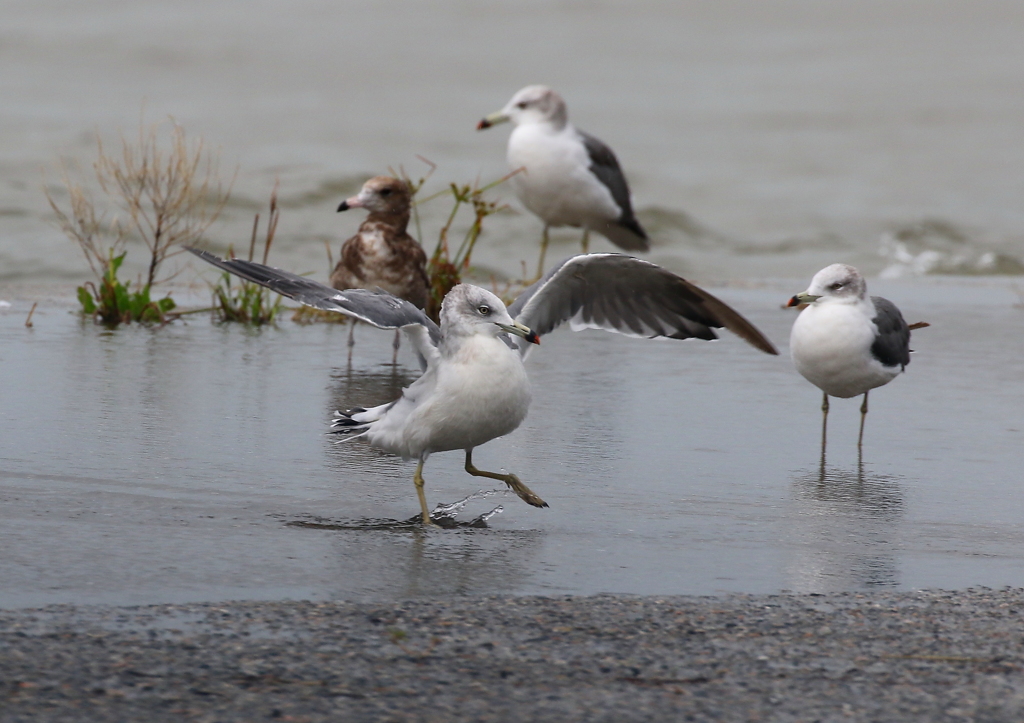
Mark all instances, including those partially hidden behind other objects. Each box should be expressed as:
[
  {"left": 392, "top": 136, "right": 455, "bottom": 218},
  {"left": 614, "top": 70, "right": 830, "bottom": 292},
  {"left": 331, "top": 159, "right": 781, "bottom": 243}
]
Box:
[{"left": 3, "top": 589, "right": 1024, "bottom": 722}]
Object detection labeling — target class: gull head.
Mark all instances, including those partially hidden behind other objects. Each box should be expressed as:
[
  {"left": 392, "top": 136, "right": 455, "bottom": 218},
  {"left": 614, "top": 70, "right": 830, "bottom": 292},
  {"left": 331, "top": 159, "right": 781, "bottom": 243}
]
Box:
[
  {"left": 477, "top": 85, "right": 568, "bottom": 131},
  {"left": 440, "top": 284, "right": 539, "bottom": 344},
  {"left": 337, "top": 176, "right": 411, "bottom": 216},
  {"left": 787, "top": 263, "right": 867, "bottom": 308}
]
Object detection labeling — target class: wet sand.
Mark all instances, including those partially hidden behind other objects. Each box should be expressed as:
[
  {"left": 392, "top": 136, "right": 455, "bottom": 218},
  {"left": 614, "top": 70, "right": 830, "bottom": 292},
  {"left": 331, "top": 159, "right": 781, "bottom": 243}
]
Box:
[{"left": 3, "top": 588, "right": 1024, "bottom": 722}]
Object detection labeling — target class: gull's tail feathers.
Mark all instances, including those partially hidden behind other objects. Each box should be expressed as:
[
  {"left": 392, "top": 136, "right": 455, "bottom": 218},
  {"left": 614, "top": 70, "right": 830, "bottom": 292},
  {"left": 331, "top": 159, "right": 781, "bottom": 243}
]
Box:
[
  {"left": 600, "top": 219, "right": 650, "bottom": 252},
  {"left": 329, "top": 402, "right": 394, "bottom": 442}
]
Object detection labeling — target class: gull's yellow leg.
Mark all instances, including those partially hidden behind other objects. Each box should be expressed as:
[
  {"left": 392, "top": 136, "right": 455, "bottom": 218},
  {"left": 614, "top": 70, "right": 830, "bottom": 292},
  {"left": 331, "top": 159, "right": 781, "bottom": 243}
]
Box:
[
  {"left": 535, "top": 226, "right": 551, "bottom": 282},
  {"left": 413, "top": 459, "right": 436, "bottom": 526},
  {"left": 857, "top": 391, "right": 869, "bottom": 449},
  {"left": 580, "top": 228, "right": 590, "bottom": 255},
  {"left": 464, "top": 450, "right": 549, "bottom": 508}
]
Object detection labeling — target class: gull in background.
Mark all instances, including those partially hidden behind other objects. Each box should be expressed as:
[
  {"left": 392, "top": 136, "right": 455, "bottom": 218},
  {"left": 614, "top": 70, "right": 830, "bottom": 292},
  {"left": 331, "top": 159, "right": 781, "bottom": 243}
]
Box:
[
  {"left": 787, "top": 263, "right": 928, "bottom": 451},
  {"left": 190, "top": 248, "right": 778, "bottom": 526},
  {"left": 478, "top": 85, "right": 648, "bottom": 279},
  {"left": 331, "top": 176, "right": 429, "bottom": 361}
]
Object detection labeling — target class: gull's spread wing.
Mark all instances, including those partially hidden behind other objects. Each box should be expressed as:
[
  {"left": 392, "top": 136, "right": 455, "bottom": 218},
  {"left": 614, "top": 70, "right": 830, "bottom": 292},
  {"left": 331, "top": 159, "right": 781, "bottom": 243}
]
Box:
[
  {"left": 508, "top": 254, "right": 778, "bottom": 355},
  {"left": 188, "top": 248, "right": 441, "bottom": 367}
]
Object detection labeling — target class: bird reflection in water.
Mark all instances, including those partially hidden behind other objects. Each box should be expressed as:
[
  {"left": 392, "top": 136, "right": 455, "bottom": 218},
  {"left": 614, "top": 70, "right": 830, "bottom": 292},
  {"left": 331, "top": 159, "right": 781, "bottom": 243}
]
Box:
[
  {"left": 285, "top": 506, "right": 545, "bottom": 599},
  {"left": 785, "top": 461, "right": 905, "bottom": 591},
  {"left": 286, "top": 490, "right": 504, "bottom": 530},
  {"left": 328, "top": 363, "right": 413, "bottom": 414}
]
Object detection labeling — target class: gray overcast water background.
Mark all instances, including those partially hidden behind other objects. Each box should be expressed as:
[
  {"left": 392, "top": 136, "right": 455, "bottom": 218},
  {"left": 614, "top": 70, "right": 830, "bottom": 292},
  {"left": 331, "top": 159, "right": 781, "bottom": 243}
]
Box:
[
  {"left": 3, "top": 0, "right": 1024, "bottom": 285},
  {"left": 1, "top": 0, "right": 1023, "bottom": 608}
]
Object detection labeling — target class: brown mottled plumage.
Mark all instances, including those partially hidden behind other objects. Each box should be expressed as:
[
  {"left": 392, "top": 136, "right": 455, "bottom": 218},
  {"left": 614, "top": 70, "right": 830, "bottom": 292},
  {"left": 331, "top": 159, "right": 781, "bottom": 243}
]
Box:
[{"left": 330, "top": 176, "right": 429, "bottom": 309}]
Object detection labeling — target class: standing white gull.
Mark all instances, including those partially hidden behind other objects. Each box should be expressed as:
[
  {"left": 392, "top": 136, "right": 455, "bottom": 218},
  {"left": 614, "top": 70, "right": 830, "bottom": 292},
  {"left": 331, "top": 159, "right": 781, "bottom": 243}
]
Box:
[
  {"left": 477, "top": 85, "right": 648, "bottom": 279},
  {"left": 786, "top": 263, "right": 928, "bottom": 450},
  {"left": 189, "top": 248, "right": 778, "bottom": 526},
  {"left": 331, "top": 176, "right": 429, "bottom": 360}
]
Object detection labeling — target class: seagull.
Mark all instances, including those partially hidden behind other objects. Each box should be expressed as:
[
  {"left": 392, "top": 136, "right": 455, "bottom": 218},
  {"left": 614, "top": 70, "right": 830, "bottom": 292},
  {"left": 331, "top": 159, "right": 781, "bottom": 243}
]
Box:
[
  {"left": 477, "top": 85, "right": 648, "bottom": 279},
  {"left": 786, "top": 263, "right": 927, "bottom": 450},
  {"left": 189, "top": 248, "right": 778, "bottom": 526},
  {"left": 331, "top": 176, "right": 429, "bottom": 360}
]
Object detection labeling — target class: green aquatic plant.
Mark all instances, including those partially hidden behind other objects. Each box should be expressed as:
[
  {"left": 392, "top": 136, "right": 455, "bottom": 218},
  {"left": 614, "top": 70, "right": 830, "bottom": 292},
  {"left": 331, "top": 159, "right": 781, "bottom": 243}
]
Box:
[
  {"left": 400, "top": 162, "right": 520, "bottom": 320},
  {"left": 209, "top": 188, "right": 283, "bottom": 325},
  {"left": 212, "top": 272, "right": 282, "bottom": 324},
  {"left": 78, "top": 251, "right": 176, "bottom": 325}
]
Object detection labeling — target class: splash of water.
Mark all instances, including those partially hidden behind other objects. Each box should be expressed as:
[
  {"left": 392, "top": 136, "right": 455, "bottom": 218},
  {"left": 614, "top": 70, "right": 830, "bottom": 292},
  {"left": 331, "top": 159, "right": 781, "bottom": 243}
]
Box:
[
  {"left": 431, "top": 489, "right": 503, "bottom": 527},
  {"left": 467, "top": 505, "right": 504, "bottom": 528}
]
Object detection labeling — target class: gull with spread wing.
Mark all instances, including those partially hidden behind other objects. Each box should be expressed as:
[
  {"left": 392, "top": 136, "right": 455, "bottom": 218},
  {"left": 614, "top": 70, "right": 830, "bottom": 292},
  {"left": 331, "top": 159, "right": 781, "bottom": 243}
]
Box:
[{"left": 190, "top": 248, "right": 778, "bottom": 525}]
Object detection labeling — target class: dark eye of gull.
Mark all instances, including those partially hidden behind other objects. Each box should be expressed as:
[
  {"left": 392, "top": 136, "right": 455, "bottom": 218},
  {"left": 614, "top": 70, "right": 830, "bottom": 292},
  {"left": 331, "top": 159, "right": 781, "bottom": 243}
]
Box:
[
  {"left": 379, "top": 188, "right": 392, "bottom": 197},
  {"left": 516, "top": 101, "right": 528, "bottom": 109},
  {"left": 477, "top": 305, "right": 491, "bottom": 316},
  {"left": 830, "top": 282, "right": 845, "bottom": 290}
]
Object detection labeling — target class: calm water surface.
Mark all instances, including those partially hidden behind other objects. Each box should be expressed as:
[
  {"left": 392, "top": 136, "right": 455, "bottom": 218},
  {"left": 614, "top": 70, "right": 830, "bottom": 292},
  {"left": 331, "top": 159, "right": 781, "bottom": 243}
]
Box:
[{"left": 1, "top": 279, "right": 1022, "bottom": 607}]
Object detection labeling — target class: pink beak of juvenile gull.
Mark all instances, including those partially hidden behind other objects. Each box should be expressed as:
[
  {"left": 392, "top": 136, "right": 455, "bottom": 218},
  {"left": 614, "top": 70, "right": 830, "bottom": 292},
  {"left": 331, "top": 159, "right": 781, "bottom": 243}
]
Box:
[{"left": 337, "top": 195, "right": 364, "bottom": 212}]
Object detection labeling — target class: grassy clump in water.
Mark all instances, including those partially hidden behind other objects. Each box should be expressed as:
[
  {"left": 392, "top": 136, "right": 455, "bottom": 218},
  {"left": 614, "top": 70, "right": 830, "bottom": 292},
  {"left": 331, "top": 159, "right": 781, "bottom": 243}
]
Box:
[
  {"left": 404, "top": 162, "right": 520, "bottom": 321},
  {"left": 46, "top": 119, "right": 231, "bottom": 326},
  {"left": 210, "top": 189, "right": 284, "bottom": 325},
  {"left": 78, "top": 251, "right": 176, "bottom": 325}
]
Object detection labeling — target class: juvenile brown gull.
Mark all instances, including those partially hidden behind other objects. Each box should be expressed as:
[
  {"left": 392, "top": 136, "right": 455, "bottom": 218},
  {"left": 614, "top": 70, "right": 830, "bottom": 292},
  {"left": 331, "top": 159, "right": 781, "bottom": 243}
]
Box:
[
  {"left": 477, "top": 85, "right": 648, "bottom": 278},
  {"left": 331, "top": 176, "right": 428, "bottom": 358},
  {"left": 189, "top": 249, "right": 778, "bottom": 526}
]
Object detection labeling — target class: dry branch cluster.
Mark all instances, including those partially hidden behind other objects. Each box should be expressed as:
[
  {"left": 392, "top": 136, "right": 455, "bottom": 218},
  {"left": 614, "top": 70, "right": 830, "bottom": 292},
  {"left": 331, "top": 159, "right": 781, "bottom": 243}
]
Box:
[
  {"left": 46, "top": 121, "right": 518, "bottom": 328},
  {"left": 93, "top": 123, "right": 231, "bottom": 288},
  {"left": 46, "top": 120, "right": 232, "bottom": 325}
]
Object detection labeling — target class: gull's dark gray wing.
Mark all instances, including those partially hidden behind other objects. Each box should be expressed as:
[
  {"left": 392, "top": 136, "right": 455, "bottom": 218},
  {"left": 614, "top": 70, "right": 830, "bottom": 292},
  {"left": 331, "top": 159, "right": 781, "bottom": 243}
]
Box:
[
  {"left": 508, "top": 254, "right": 778, "bottom": 355},
  {"left": 870, "top": 296, "right": 911, "bottom": 369},
  {"left": 188, "top": 248, "right": 441, "bottom": 364},
  {"left": 578, "top": 130, "right": 648, "bottom": 251}
]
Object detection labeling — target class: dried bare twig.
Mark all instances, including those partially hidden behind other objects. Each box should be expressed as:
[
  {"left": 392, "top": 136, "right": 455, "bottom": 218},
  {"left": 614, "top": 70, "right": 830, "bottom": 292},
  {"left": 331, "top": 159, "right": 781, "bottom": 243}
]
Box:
[{"left": 95, "top": 121, "right": 233, "bottom": 287}]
